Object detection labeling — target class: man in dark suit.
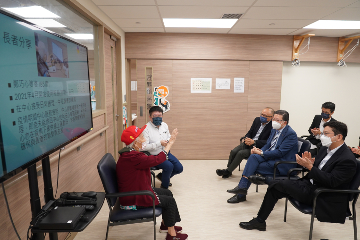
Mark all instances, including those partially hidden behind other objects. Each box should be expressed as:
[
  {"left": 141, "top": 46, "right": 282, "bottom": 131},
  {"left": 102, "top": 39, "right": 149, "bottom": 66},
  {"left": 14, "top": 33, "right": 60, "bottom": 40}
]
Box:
[
  {"left": 306, "top": 102, "right": 336, "bottom": 156},
  {"left": 216, "top": 107, "right": 274, "bottom": 178},
  {"left": 239, "top": 121, "right": 357, "bottom": 231},
  {"left": 227, "top": 110, "right": 298, "bottom": 203}
]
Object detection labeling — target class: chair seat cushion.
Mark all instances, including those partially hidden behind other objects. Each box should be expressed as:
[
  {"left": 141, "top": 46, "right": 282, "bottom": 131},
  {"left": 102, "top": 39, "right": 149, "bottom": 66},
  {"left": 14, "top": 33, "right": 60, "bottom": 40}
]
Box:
[
  {"left": 288, "top": 197, "right": 313, "bottom": 214},
  {"left": 110, "top": 201, "right": 162, "bottom": 222}
]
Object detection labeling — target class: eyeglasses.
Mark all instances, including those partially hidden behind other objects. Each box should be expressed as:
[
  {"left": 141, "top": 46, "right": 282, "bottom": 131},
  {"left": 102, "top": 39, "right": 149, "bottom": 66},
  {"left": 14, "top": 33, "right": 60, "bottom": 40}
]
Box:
[
  {"left": 273, "top": 119, "right": 284, "bottom": 123},
  {"left": 152, "top": 114, "right": 162, "bottom": 118},
  {"left": 261, "top": 113, "right": 273, "bottom": 118},
  {"left": 321, "top": 132, "right": 335, "bottom": 137}
]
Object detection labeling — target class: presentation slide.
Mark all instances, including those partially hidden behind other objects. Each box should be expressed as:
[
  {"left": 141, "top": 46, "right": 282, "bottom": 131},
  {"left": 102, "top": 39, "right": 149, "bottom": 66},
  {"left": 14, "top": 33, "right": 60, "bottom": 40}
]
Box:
[{"left": 0, "top": 11, "right": 92, "bottom": 176}]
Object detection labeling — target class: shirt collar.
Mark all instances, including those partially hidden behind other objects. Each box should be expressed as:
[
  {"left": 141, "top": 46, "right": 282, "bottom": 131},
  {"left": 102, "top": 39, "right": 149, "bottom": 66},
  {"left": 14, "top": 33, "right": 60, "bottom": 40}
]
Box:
[
  {"left": 326, "top": 142, "right": 344, "bottom": 154},
  {"left": 149, "top": 121, "right": 161, "bottom": 128}
]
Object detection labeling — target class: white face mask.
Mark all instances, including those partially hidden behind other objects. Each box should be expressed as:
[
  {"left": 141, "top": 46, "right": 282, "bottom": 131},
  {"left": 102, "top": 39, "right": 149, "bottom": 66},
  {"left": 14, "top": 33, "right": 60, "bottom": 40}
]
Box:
[
  {"left": 272, "top": 121, "right": 282, "bottom": 130},
  {"left": 320, "top": 135, "right": 334, "bottom": 148}
]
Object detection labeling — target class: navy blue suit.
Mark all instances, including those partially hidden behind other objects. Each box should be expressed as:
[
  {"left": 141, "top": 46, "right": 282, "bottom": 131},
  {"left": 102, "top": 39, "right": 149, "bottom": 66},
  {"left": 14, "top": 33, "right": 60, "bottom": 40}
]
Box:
[{"left": 242, "top": 125, "right": 298, "bottom": 177}]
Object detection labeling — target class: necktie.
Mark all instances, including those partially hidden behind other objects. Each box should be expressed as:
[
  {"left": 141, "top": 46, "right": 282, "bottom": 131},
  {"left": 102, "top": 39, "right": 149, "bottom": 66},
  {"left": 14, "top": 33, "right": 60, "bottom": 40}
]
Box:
[{"left": 268, "top": 132, "right": 279, "bottom": 151}]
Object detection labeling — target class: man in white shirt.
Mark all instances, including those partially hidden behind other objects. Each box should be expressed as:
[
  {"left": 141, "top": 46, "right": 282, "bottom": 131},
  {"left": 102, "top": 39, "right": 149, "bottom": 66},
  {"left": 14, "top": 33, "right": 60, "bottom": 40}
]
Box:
[
  {"left": 143, "top": 106, "right": 183, "bottom": 189},
  {"left": 306, "top": 102, "right": 336, "bottom": 156}
]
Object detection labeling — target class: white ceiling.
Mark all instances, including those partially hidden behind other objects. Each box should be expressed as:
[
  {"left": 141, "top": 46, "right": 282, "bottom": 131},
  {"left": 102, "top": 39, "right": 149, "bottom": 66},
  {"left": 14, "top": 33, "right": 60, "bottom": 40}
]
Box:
[{"left": 91, "top": 0, "right": 360, "bottom": 37}]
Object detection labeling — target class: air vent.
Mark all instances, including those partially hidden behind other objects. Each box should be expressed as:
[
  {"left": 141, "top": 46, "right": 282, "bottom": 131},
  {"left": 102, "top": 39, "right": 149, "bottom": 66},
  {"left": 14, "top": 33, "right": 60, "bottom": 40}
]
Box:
[{"left": 221, "top": 14, "right": 242, "bottom": 19}]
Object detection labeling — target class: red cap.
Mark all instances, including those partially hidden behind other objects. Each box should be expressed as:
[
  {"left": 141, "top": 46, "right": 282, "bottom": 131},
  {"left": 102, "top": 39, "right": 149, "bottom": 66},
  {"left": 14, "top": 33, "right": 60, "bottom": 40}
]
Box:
[{"left": 121, "top": 125, "right": 147, "bottom": 145}]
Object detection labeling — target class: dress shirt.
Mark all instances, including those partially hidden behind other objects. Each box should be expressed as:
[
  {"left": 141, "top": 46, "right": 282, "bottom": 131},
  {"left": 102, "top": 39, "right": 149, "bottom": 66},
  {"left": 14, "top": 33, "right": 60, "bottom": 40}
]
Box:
[
  {"left": 253, "top": 121, "right": 270, "bottom": 141},
  {"left": 142, "top": 121, "right": 171, "bottom": 155},
  {"left": 269, "top": 127, "right": 284, "bottom": 151},
  {"left": 310, "top": 143, "right": 344, "bottom": 184}
]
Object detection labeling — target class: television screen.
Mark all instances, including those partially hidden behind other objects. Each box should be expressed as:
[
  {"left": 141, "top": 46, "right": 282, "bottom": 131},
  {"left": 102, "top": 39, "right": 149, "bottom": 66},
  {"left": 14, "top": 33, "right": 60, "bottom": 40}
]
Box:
[{"left": 0, "top": 9, "right": 93, "bottom": 182}]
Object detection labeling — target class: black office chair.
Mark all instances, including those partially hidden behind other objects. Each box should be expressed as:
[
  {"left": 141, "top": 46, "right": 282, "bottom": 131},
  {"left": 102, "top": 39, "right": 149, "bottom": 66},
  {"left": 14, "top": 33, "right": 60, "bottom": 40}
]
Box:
[
  {"left": 254, "top": 137, "right": 311, "bottom": 192},
  {"left": 284, "top": 160, "right": 360, "bottom": 240},
  {"left": 97, "top": 153, "right": 162, "bottom": 240}
]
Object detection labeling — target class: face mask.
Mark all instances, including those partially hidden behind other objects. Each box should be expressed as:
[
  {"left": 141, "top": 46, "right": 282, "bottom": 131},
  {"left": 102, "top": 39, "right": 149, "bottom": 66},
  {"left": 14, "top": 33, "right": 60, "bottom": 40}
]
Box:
[
  {"left": 272, "top": 121, "right": 282, "bottom": 130},
  {"left": 321, "top": 112, "right": 330, "bottom": 119},
  {"left": 152, "top": 117, "right": 162, "bottom": 126},
  {"left": 320, "top": 135, "right": 333, "bottom": 147},
  {"left": 260, "top": 116, "right": 268, "bottom": 123}
]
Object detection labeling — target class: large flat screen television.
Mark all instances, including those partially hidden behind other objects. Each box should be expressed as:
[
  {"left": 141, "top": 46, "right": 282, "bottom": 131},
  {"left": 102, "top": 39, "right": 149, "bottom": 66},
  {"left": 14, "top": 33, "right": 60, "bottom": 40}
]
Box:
[{"left": 0, "top": 9, "right": 93, "bottom": 183}]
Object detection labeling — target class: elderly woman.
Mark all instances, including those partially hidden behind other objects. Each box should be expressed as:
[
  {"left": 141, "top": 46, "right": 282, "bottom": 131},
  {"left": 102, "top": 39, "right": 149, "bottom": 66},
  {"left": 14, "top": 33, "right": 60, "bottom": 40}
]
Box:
[{"left": 116, "top": 125, "right": 187, "bottom": 240}]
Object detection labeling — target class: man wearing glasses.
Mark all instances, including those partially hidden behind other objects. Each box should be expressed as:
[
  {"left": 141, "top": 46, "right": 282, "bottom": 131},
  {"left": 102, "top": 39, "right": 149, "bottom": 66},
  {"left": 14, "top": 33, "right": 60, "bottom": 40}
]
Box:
[
  {"left": 216, "top": 107, "right": 274, "bottom": 178},
  {"left": 227, "top": 110, "right": 298, "bottom": 203},
  {"left": 306, "top": 102, "right": 336, "bottom": 156},
  {"left": 142, "top": 106, "right": 183, "bottom": 189},
  {"left": 239, "top": 121, "right": 356, "bottom": 231}
]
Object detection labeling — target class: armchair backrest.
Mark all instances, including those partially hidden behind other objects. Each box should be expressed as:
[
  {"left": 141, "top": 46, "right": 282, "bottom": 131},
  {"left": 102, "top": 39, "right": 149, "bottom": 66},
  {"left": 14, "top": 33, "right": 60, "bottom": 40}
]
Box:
[
  {"left": 97, "top": 153, "right": 119, "bottom": 207},
  {"left": 297, "top": 137, "right": 311, "bottom": 155},
  {"left": 348, "top": 160, "right": 360, "bottom": 201}
]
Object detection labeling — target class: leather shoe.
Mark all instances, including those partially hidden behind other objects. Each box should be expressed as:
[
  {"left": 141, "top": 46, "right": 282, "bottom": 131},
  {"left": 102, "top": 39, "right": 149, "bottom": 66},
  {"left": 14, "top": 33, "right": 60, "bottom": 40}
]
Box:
[
  {"left": 249, "top": 175, "right": 267, "bottom": 185},
  {"left": 222, "top": 170, "right": 232, "bottom": 178},
  {"left": 216, "top": 169, "right": 226, "bottom": 176},
  {"left": 239, "top": 218, "right": 266, "bottom": 231},
  {"left": 227, "top": 186, "right": 247, "bottom": 195},
  {"left": 227, "top": 194, "right": 246, "bottom": 203}
]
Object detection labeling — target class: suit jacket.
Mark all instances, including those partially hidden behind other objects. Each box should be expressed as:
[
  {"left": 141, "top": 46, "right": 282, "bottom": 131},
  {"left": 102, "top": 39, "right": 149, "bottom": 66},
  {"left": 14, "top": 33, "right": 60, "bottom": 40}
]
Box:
[
  {"left": 245, "top": 117, "right": 272, "bottom": 149},
  {"left": 303, "top": 144, "right": 357, "bottom": 223},
  {"left": 116, "top": 147, "right": 167, "bottom": 207},
  {"left": 306, "top": 115, "right": 336, "bottom": 146},
  {"left": 261, "top": 125, "right": 298, "bottom": 175}
]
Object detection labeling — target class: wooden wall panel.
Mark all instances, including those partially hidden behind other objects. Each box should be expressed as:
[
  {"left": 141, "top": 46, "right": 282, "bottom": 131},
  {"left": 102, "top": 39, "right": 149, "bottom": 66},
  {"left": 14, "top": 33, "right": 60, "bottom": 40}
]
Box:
[
  {"left": 126, "top": 33, "right": 360, "bottom": 64},
  {"left": 126, "top": 33, "right": 293, "bottom": 61},
  {"left": 131, "top": 59, "right": 282, "bottom": 159},
  {"left": 104, "top": 33, "right": 118, "bottom": 156}
]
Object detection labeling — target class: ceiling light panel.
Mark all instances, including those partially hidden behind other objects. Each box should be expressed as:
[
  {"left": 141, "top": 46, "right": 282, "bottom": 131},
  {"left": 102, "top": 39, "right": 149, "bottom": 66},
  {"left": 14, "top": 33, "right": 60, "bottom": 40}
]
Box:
[
  {"left": 25, "top": 19, "right": 66, "bottom": 28},
  {"left": 163, "top": 19, "right": 238, "bottom": 28},
  {"left": 2, "top": 6, "right": 60, "bottom": 18},
  {"left": 304, "top": 20, "right": 360, "bottom": 29}
]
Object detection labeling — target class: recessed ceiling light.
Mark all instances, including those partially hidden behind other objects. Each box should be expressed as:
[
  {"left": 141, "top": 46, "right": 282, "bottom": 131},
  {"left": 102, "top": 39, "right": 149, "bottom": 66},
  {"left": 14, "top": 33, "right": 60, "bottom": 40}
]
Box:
[
  {"left": 25, "top": 19, "right": 65, "bottom": 28},
  {"left": 3, "top": 6, "right": 60, "bottom": 18},
  {"left": 304, "top": 20, "right": 360, "bottom": 29},
  {"left": 65, "top": 34, "right": 93, "bottom": 39},
  {"left": 163, "top": 18, "right": 238, "bottom": 28}
]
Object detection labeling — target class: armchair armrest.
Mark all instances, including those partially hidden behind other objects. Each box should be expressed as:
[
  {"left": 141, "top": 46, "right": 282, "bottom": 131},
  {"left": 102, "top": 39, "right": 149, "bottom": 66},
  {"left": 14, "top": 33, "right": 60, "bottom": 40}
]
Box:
[
  {"left": 106, "top": 190, "right": 155, "bottom": 200},
  {"left": 288, "top": 167, "right": 308, "bottom": 178},
  {"left": 273, "top": 161, "right": 298, "bottom": 179},
  {"left": 300, "top": 135, "right": 310, "bottom": 139},
  {"left": 240, "top": 136, "right": 245, "bottom": 143},
  {"left": 312, "top": 188, "right": 360, "bottom": 213}
]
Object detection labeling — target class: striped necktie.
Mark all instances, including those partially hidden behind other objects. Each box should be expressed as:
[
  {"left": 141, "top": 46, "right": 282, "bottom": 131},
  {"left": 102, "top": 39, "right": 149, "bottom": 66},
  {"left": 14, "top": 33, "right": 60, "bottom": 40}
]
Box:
[{"left": 268, "top": 132, "right": 280, "bottom": 151}]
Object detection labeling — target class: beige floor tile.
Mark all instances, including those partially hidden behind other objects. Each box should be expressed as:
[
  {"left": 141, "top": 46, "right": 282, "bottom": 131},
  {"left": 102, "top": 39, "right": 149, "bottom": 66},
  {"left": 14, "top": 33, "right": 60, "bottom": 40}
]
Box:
[{"left": 74, "top": 160, "right": 359, "bottom": 240}]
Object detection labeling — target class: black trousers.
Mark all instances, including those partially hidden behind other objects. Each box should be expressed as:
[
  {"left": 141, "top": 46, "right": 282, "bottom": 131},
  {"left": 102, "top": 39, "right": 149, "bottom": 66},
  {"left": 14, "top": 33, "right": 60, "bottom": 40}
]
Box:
[
  {"left": 257, "top": 179, "right": 316, "bottom": 221},
  {"left": 227, "top": 142, "right": 251, "bottom": 172},
  {"left": 154, "top": 188, "right": 181, "bottom": 227}
]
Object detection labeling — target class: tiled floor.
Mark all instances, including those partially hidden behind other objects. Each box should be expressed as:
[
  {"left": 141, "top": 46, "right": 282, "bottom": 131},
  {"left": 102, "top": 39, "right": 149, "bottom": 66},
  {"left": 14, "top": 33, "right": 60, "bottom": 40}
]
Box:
[{"left": 74, "top": 160, "right": 359, "bottom": 240}]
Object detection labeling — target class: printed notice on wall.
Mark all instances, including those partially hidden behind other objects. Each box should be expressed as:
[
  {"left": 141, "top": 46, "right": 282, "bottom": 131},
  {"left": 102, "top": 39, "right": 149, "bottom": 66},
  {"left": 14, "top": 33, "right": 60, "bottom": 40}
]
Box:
[
  {"left": 216, "top": 78, "right": 230, "bottom": 89},
  {"left": 234, "top": 78, "right": 244, "bottom": 93},
  {"left": 191, "top": 78, "right": 212, "bottom": 93},
  {"left": 131, "top": 81, "right": 137, "bottom": 91}
]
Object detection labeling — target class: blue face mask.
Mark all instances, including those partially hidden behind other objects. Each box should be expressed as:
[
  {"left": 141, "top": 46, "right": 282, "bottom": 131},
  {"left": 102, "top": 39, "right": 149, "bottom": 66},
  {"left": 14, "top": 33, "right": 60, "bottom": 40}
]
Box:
[
  {"left": 152, "top": 117, "right": 162, "bottom": 126},
  {"left": 321, "top": 112, "right": 330, "bottom": 119},
  {"left": 260, "top": 116, "right": 268, "bottom": 123}
]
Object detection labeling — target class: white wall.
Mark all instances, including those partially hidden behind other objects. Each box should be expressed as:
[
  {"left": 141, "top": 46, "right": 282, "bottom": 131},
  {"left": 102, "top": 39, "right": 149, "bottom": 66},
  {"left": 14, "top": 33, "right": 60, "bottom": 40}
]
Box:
[{"left": 281, "top": 61, "right": 360, "bottom": 147}]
